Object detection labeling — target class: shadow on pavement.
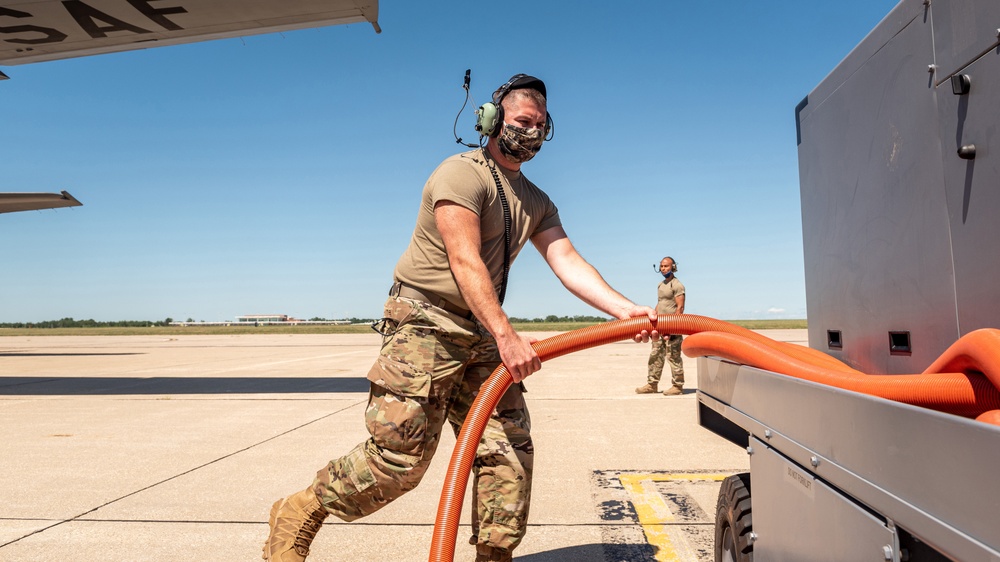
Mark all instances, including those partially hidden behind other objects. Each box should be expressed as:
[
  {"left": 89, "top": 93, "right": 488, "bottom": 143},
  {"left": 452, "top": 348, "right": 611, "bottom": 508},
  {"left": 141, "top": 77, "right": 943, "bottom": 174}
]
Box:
[
  {"left": 0, "top": 352, "right": 144, "bottom": 357},
  {"left": 516, "top": 543, "right": 657, "bottom": 562},
  {"left": 0, "top": 376, "right": 370, "bottom": 395}
]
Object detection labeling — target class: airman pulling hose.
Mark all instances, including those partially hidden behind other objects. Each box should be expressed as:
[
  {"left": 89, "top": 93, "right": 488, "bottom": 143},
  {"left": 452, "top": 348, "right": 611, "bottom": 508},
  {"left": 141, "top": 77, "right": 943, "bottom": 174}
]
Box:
[{"left": 428, "top": 315, "right": 1000, "bottom": 562}]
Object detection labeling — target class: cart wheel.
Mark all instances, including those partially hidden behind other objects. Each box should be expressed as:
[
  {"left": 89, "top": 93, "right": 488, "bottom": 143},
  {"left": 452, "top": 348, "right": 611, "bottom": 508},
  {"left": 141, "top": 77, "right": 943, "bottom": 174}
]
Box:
[{"left": 715, "top": 473, "right": 753, "bottom": 562}]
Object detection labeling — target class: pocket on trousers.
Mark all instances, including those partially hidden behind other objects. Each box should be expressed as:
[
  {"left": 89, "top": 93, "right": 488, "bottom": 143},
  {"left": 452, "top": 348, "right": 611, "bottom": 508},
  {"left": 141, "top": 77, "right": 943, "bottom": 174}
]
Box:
[
  {"left": 367, "top": 352, "right": 432, "bottom": 398},
  {"left": 365, "top": 384, "right": 429, "bottom": 457},
  {"left": 367, "top": 299, "right": 435, "bottom": 399}
]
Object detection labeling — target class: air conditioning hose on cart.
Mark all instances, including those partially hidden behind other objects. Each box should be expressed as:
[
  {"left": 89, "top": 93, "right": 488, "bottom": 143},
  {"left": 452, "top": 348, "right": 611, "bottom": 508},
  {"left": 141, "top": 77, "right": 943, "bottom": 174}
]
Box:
[{"left": 427, "top": 314, "right": 1000, "bottom": 562}]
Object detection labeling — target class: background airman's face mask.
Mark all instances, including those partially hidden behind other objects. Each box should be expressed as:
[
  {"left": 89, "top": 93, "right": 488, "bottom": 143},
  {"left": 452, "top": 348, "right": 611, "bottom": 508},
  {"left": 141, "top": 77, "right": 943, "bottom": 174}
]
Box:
[{"left": 498, "top": 123, "right": 544, "bottom": 163}]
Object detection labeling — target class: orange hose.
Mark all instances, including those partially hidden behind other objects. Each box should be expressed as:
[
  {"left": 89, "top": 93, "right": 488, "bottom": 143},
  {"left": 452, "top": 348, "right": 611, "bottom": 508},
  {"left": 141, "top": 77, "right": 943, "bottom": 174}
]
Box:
[
  {"left": 922, "top": 328, "right": 1000, "bottom": 389},
  {"left": 682, "top": 331, "right": 1000, "bottom": 418},
  {"left": 428, "top": 315, "right": 1000, "bottom": 562},
  {"left": 977, "top": 410, "right": 1000, "bottom": 424},
  {"left": 429, "top": 314, "right": 718, "bottom": 562}
]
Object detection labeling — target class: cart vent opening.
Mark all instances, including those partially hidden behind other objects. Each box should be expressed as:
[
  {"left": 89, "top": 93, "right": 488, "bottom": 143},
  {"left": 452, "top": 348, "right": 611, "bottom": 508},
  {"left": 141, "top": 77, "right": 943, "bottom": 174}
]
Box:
[
  {"left": 827, "top": 330, "right": 842, "bottom": 349},
  {"left": 889, "top": 331, "right": 911, "bottom": 355}
]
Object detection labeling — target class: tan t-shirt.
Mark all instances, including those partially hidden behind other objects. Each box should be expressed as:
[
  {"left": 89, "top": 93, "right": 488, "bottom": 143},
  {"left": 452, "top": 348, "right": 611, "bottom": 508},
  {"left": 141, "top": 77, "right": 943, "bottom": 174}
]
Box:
[
  {"left": 393, "top": 148, "right": 561, "bottom": 309},
  {"left": 656, "top": 277, "right": 686, "bottom": 315}
]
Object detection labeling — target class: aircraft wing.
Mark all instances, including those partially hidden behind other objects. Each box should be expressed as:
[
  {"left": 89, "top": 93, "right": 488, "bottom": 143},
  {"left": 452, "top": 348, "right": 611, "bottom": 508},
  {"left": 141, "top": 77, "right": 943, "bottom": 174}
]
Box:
[
  {"left": 0, "top": 190, "right": 82, "bottom": 213},
  {"left": 0, "top": 0, "right": 379, "bottom": 66}
]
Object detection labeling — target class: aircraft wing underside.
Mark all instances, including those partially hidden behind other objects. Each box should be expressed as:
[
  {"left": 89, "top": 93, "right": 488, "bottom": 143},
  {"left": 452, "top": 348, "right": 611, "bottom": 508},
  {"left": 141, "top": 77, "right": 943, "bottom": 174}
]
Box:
[
  {"left": 0, "top": 190, "right": 82, "bottom": 213},
  {"left": 0, "top": 0, "right": 380, "bottom": 66}
]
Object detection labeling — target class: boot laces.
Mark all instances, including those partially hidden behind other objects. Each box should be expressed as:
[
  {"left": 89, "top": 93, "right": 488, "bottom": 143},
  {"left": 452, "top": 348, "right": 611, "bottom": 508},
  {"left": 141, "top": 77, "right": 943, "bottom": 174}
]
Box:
[{"left": 292, "top": 509, "right": 326, "bottom": 555}]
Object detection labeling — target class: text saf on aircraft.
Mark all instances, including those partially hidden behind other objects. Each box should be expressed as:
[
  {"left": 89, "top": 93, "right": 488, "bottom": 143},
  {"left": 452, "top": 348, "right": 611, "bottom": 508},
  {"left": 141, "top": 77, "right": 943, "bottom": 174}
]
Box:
[{"left": 0, "top": 0, "right": 380, "bottom": 214}]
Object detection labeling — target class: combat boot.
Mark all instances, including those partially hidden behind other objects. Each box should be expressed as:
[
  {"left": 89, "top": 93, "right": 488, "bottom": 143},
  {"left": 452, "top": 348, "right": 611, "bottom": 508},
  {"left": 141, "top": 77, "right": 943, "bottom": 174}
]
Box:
[
  {"left": 262, "top": 488, "right": 328, "bottom": 562},
  {"left": 635, "top": 383, "right": 658, "bottom": 394},
  {"left": 663, "top": 386, "right": 683, "bottom": 396},
  {"left": 475, "top": 543, "right": 513, "bottom": 562}
]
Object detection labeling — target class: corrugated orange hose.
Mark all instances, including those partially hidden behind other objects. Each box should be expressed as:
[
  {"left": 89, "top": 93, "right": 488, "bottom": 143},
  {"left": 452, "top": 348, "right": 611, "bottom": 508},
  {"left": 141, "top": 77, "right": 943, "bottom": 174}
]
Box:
[
  {"left": 682, "top": 331, "right": 1000, "bottom": 418},
  {"left": 428, "top": 315, "right": 1000, "bottom": 562}
]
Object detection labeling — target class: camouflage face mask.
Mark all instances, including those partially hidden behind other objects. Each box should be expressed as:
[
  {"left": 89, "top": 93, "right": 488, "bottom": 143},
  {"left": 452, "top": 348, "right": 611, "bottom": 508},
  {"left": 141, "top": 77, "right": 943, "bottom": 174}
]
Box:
[{"left": 497, "top": 123, "right": 545, "bottom": 163}]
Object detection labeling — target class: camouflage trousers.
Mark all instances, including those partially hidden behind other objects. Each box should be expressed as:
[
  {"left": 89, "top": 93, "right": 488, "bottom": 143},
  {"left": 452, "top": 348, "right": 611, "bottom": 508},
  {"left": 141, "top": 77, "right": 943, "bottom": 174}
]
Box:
[
  {"left": 312, "top": 296, "right": 533, "bottom": 552},
  {"left": 648, "top": 334, "right": 684, "bottom": 388}
]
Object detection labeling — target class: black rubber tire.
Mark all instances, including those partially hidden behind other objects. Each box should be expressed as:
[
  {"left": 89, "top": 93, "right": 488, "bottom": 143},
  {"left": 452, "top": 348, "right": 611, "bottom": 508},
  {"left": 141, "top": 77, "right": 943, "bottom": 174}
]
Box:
[{"left": 715, "top": 472, "right": 753, "bottom": 562}]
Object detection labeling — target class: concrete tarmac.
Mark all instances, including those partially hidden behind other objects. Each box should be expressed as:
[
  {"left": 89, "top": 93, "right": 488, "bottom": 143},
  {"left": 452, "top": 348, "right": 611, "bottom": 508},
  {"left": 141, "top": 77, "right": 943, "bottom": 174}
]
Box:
[{"left": 0, "top": 329, "right": 807, "bottom": 562}]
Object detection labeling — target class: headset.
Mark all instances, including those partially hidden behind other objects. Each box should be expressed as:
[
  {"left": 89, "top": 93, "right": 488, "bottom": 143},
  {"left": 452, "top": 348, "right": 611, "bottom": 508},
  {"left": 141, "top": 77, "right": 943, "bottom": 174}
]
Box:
[
  {"left": 453, "top": 70, "right": 555, "bottom": 148},
  {"left": 474, "top": 73, "right": 554, "bottom": 139},
  {"left": 653, "top": 257, "right": 679, "bottom": 273}
]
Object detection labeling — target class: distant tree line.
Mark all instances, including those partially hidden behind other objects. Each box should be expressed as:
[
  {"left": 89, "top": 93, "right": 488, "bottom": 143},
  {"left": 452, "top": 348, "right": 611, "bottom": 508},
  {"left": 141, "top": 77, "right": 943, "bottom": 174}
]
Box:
[
  {"left": 509, "top": 315, "right": 609, "bottom": 323},
  {"left": 308, "top": 316, "right": 611, "bottom": 324},
  {"left": 309, "top": 317, "right": 377, "bottom": 324},
  {"left": 1, "top": 314, "right": 610, "bottom": 329},
  {"left": 0, "top": 317, "right": 175, "bottom": 329},
  {"left": 307, "top": 315, "right": 612, "bottom": 323}
]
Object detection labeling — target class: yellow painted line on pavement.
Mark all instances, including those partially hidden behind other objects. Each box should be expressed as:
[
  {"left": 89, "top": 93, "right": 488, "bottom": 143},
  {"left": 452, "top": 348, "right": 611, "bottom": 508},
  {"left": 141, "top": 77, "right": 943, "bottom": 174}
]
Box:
[{"left": 619, "top": 473, "right": 731, "bottom": 562}]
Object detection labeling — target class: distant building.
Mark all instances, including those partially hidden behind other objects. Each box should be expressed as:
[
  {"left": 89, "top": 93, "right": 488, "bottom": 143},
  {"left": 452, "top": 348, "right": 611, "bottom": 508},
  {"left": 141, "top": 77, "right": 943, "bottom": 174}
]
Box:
[
  {"left": 237, "top": 314, "right": 295, "bottom": 323},
  {"left": 170, "top": 314, "right": 353, "bottom": 327}
]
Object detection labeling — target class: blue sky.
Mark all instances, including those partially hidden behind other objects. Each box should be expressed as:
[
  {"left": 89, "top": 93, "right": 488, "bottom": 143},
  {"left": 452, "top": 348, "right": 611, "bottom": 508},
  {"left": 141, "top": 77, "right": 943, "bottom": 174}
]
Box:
[{"left": 1, "top": 0, "right": 898, "bottom": 323}]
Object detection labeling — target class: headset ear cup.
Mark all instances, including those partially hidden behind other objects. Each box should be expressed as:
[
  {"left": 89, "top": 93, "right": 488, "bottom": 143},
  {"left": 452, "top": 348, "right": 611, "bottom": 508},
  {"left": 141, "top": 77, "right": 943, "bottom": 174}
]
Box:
[{"left": 475, "top": 102, "right": 503, "bottom": 138}]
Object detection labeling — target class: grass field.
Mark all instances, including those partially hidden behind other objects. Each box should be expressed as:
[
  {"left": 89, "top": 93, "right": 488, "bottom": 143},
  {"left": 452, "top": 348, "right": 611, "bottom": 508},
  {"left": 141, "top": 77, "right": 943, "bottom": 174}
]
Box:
[{"left": 0, "top": 319, "right": 806, "bottom": 337}]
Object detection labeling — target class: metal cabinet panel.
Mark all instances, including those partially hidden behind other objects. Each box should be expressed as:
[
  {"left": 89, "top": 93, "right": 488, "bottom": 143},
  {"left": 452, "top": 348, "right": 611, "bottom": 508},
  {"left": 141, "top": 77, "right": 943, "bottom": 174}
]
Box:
[
  {"left": 931, "top": 0, "right": 1000, "bottom": 79},
  {"left": 936, "top": 50, "right": 1000, "bottom": 334},
  {"left": 750, "top": 437, "right": 897, "bottom": 561},
  {"left": 799, "top": 0, "right": 928, "bottom": 124},
  {"left": 797, "top": 7, "right": 958, "bottom": 374}
]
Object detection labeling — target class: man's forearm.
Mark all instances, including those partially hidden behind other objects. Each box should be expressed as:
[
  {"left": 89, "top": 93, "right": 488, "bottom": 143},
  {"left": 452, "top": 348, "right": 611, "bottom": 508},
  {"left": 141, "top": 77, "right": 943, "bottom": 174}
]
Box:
[{"left": 558, "top": 260, "right": 637, "bottom": 319}]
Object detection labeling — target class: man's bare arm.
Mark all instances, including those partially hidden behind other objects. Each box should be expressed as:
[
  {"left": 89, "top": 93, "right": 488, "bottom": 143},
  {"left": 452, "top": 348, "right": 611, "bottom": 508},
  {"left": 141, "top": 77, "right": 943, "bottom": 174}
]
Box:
[
  {"left": 532, "top": 226, "right": 659, "bottom": 341},
  {"left": 434, "top": 201, "right": 541, "bottom": 382}
]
